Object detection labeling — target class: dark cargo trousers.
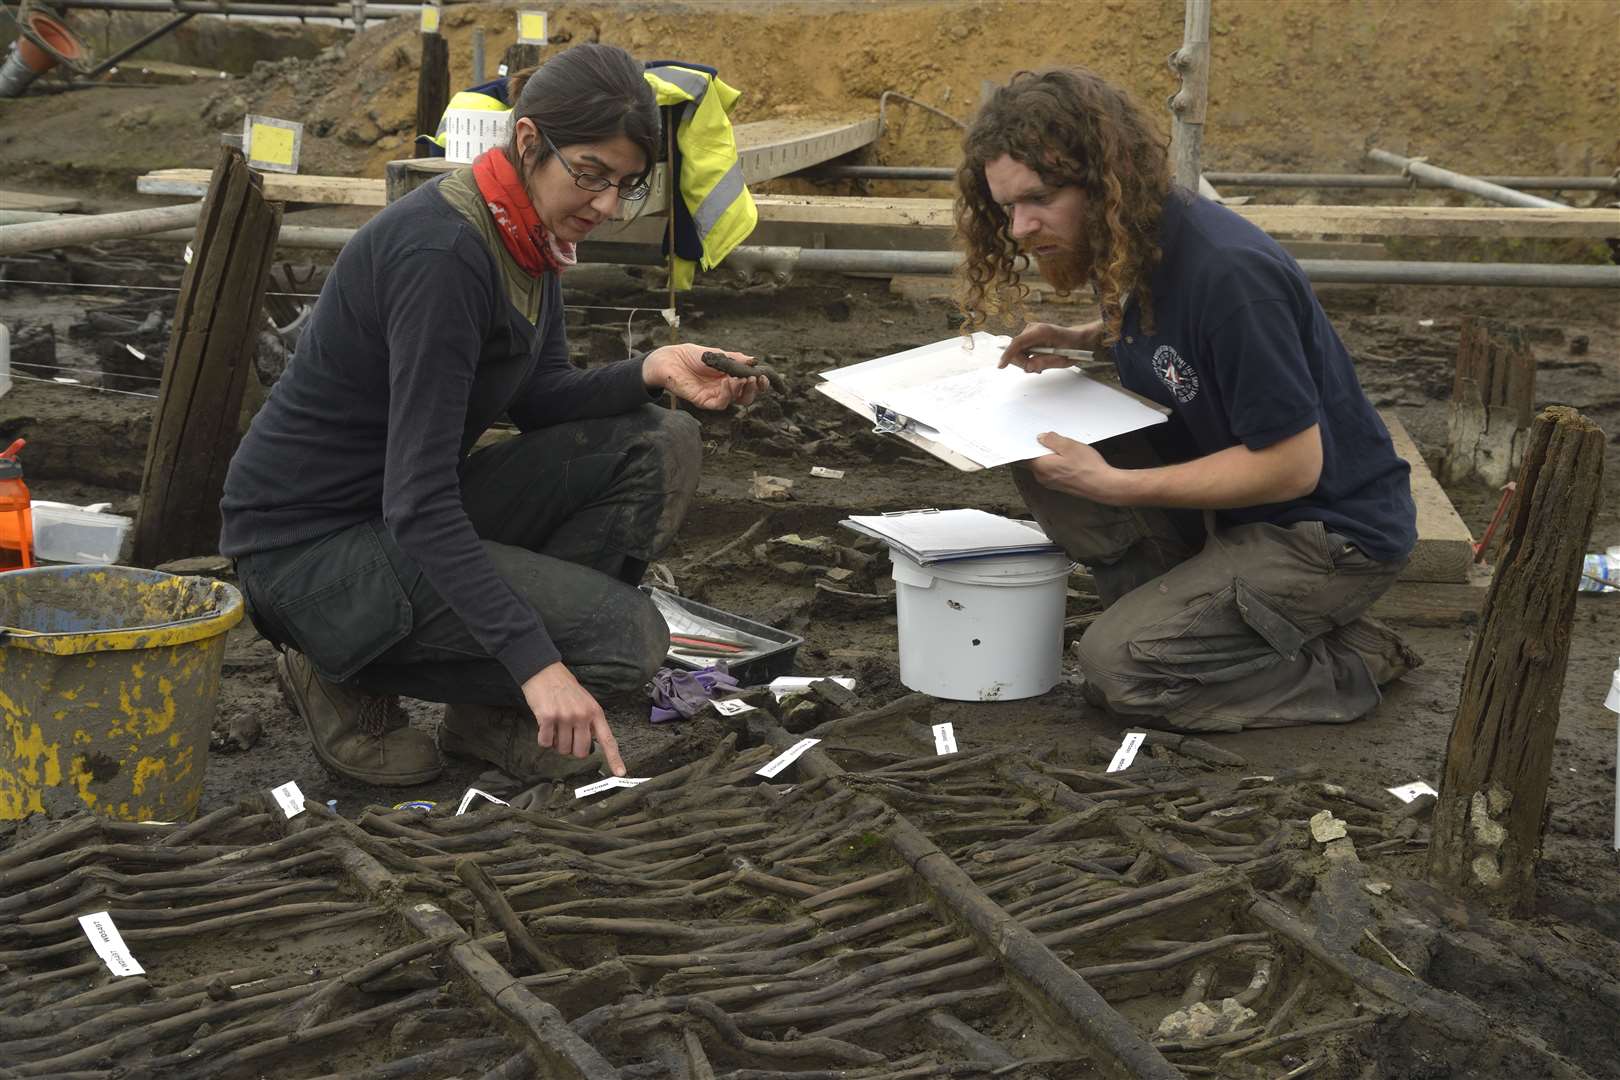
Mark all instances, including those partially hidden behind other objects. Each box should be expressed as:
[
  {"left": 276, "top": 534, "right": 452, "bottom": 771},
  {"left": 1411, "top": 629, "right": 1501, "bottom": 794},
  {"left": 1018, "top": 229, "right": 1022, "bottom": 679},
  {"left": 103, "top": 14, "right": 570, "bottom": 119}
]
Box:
[
  {"left": 1013, "top": 432, "right": 1417, "bottom": 733},
  {"left": 236, "top": 405, "right": 701, "bottom": 706}
]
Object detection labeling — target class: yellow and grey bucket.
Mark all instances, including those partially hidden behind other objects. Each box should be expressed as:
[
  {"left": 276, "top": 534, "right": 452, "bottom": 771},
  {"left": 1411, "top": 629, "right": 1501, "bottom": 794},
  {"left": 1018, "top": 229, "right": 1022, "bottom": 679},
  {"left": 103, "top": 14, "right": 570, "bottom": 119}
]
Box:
[{"left": 0, "top": 565, "right": 243, "bottom": 821}]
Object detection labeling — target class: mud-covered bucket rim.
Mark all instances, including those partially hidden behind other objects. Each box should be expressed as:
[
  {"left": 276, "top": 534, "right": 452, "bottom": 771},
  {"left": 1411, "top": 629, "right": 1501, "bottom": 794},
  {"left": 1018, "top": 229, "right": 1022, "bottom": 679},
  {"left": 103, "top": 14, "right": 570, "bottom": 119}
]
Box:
[{"left": 0, "top": 565, "right": 244, "bottom": 655}]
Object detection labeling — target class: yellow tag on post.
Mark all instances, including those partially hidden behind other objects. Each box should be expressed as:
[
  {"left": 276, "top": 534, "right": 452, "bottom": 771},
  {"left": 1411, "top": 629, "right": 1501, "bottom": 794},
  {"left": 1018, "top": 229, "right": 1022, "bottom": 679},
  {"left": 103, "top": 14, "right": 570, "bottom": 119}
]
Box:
[
  {"left": 516, "top": 10, "right": 547, "bottom": 45},
  {"left": 242, "top": 115, "right": 302, "bottom": 174},
  {"left": 250, "top": 124, "right": 294, "bottom": 167},
  {"left": 419, "top": 4, "right": 439, "bottom": 34}
]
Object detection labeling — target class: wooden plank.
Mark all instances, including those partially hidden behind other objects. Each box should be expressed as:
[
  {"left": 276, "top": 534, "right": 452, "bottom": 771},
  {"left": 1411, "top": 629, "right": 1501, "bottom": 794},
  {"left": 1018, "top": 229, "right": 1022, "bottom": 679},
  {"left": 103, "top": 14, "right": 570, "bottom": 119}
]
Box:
[
  {"left": 0, "top": 190, "right": 81, "bottom": 213},
  {"left": 730, "top": 198, "right": 1620, "bottom": 239},
  {"left": 133, "top": 165, "right": 1620, "bottom": 240},
  {"left": 138, "top": 169, "right": 388, "bottom": 207},
  {"left": 133, "top": 148, "right": 282, "bottom": 566},
  {"left": 1240, "top": 204, "right": 1619, "bottom": 239},
  {"left": 147, "top": 115, "right": 881, "bottom": 214},
  {"left": 1382, "top": 411, "right": 1475, "bottom": 585},
  {"left": 1369, "top": 579, "right": 1486, "bottom": 625}
]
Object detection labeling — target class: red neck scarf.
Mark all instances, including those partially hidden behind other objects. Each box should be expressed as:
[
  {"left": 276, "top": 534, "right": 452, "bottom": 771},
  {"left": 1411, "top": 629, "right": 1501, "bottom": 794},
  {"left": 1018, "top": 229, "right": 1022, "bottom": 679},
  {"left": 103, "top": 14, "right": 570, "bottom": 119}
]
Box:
[{"left": 471, "top": 148, "right": 577, "bottom": 278}]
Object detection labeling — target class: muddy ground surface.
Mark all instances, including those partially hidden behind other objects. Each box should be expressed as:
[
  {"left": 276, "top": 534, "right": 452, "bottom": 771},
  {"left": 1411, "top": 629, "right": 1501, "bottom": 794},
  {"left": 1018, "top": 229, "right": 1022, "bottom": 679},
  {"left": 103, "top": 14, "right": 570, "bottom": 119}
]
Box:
[
  {"left": 3, "top": 239, "right": 1618, "bottom": 855},
  {"left": 3, "top": 241, "right": 1620, "bottom": 1076}
]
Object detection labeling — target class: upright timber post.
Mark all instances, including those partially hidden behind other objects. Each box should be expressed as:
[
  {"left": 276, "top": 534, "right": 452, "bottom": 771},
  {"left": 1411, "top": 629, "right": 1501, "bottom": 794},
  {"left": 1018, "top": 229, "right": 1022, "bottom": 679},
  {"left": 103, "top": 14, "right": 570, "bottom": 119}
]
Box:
[
  {"left": 503, "top": 43, "right": 542, "bottom": 77},
  {"left": 1440, "top": 318, "right": 1537, "bottom": 487},
  {"left": 414, "top": 27, "right": 451, "bottom": 159},
  {"left": 1427, "top": 406, "right": 1606, "bottom": 915},
  {"left": 131, "top": 147, "right": 282, "bottom": 566},
  {"left": 1167, "top": 0, "right": 1211, "bottom": 194}
]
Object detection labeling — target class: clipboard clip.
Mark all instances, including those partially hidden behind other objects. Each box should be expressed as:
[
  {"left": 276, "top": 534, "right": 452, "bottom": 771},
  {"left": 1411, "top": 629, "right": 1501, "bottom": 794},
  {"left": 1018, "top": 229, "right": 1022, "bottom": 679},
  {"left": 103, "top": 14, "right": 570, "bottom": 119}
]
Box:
[
  {"left": 871, "top": 405, "right": 912, "bottom": 436},
  {"left": 881, "top": 508, "right": 938, "bottom": 517}
]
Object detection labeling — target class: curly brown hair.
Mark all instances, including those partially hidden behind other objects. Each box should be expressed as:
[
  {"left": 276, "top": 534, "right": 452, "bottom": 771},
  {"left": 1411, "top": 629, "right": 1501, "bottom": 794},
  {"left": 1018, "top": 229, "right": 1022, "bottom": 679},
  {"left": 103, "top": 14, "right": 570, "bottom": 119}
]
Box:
[{"left": 955, "top": 67, "right": 1172, "bottom": 346}]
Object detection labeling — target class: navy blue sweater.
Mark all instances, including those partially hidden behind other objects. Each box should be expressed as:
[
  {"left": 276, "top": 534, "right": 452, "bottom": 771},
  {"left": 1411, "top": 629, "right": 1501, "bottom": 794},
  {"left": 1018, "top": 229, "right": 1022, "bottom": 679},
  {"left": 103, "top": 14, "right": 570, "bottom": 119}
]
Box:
[{"left": 221, "top": 178, "right": 653, "bottom": 683}]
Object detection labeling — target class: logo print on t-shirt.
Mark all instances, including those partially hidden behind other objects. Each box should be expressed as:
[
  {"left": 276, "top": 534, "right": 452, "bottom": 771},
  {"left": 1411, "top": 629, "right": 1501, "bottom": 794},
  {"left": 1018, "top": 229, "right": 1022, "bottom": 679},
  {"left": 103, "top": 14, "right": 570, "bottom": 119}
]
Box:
[{"left": 1151, "top": 345, "right": 1200, "bottom": 404}]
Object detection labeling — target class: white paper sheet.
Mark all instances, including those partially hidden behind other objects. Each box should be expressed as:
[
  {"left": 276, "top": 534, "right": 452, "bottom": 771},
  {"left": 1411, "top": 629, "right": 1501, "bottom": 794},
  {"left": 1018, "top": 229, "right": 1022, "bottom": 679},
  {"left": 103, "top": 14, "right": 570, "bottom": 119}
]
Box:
[
  {"left": 843, "top": 509, "right": 1053, "bottom": 563},
  {"left": 819, "top": 333, "right": 1167, "bottom": 469},
  {"left": 877, "top": 365, "right": 1169, "bottom": 468}
]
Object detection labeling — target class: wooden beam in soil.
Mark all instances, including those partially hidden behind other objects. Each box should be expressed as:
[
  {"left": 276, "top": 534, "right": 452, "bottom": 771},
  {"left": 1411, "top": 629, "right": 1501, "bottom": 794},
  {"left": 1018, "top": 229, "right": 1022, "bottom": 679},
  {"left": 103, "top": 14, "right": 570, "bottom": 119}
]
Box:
[
  {"left": 130, "top": 147, "right": 282, "bottom": 567},
  {"left": 0, "top": 190, "right": 81, "bottom": 213},
  {"left": 131, "top": 170, "right": 1620, "bottom": 241},
  {"left": 1440, "top": 318, "right": 1536, "bottom": 488},
  {"left": 1381, "top": 412, "right": 1475, "bottom": 585},
  {"left": 1427, "top": 406, "right": 1605, "bottom": 916},
  {"left": 413, "top": 32, "right": 451, "bottom": 160}
]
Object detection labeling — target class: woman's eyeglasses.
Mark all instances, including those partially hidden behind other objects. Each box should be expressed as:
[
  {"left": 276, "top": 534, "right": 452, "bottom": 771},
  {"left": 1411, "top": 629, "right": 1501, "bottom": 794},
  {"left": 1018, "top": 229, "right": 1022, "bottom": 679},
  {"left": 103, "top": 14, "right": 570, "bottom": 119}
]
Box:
[{"left": 542, "top": 132, "right": 651, "bottom": 201}]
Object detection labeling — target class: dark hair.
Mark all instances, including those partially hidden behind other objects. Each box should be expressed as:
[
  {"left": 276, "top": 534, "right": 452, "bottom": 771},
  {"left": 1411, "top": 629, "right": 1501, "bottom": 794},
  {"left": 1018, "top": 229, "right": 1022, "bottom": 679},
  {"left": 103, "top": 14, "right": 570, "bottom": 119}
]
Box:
[
  {"left": 505, "top": 65, "right": 538, "bottom": 105},
  {"left": 955, "top": 67, "right": 1171, "bottom": 346},
  {"left": 507, "top": 43, "right": 660, "bottom": 186}
]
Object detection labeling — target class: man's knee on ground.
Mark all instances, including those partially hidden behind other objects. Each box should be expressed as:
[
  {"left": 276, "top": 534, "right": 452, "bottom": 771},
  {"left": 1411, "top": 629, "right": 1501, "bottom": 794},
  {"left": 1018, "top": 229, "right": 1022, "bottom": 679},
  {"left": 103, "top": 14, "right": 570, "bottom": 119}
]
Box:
[{"left": 1073, "top": 620, "right": 1134, "bottom": 707}]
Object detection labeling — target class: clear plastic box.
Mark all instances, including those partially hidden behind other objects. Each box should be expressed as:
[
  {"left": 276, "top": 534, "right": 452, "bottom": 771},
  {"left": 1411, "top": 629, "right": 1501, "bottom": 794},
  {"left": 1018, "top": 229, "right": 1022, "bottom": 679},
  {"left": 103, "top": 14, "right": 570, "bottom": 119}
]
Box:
[{"left": 29, "top": 501, "right": 132, "bottom": 565}]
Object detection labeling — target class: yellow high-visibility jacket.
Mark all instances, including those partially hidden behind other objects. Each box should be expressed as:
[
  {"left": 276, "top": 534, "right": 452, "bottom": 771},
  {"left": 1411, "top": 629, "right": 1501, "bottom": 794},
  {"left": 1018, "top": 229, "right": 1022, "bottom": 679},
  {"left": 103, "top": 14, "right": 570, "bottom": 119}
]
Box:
[{"left": 642, "top": 66, "right": 758, "bottom": 290}]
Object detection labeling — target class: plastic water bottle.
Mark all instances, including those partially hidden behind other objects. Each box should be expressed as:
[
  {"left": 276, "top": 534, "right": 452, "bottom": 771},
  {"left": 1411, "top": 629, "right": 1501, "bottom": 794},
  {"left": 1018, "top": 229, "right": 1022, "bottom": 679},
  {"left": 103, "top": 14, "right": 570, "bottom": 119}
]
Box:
[
  {"left": 1605, "top": 657, "right": 1619, "bottom": 850},
  {"left": 1578, "top": 546, "right": 1620, "bottom": 593}
]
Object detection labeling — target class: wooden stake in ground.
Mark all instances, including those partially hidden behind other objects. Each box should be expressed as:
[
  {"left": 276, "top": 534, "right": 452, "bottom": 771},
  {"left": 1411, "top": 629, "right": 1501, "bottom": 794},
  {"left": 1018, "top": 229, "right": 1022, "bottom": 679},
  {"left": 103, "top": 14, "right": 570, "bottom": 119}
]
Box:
[
  {"left": 1441, "top": 317, "right": 1537, "bottom": 487},
  {"left": 1428, "top": 406, "right": 1605, "bottom": 915},
  {"left": 1167, "top": 0, "right": 1211, "bottom": 193},
  {"left": 503, "top": 43, "right": 543, "bottom": 76},
  {"left": 131, "top": 147, "right": 282, "bottom": 567},
  {"left": 414, "top": 31, "right": 451, "bottom": 160}
]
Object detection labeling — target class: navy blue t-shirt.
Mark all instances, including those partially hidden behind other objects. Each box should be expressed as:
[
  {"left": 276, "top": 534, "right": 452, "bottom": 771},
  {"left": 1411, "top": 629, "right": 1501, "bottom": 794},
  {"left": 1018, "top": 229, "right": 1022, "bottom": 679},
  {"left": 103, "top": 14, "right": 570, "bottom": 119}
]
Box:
[{"left": 1109, "top": 192, "right": 1417, "bottom": 563}]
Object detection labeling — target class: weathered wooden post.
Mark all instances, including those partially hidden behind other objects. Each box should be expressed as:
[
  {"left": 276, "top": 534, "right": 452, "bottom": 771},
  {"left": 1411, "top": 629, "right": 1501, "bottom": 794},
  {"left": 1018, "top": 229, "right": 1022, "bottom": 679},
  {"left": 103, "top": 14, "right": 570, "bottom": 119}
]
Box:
[
  {"left": 1167, "top": 0, "right": 1211, "bottom": 194},
  {"left": 1427, "top": 406, "right": 1606, "bottom": 914},
  {"left": 502, "top": 43, "right": 542, "bottom": 77},
  {"left": 1440, "top": 318, "right": 1537, "bottom": 487},
  {"left": 131, "top": 147, "right": 282, "bottom": 566},
  {"left": 413, "top": 27, "right": 451, "bottom": 159}
]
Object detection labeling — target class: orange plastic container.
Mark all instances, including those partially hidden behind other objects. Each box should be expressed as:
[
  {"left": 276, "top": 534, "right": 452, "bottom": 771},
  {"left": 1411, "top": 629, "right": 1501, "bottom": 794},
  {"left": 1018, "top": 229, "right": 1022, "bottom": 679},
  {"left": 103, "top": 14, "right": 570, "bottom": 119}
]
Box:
[{"left": 0, "top": 442, "right": 34, "bottom": 571}]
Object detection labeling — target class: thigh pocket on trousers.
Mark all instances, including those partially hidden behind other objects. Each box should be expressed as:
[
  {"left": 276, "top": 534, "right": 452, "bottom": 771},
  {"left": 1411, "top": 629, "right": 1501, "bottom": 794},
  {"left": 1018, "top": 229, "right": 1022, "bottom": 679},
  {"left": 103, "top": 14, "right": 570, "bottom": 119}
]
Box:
[
  {"left": 1127, "top": 579, "right": 1303, "bottom": 686},
  {"left": 1233, "top": 577, "right": 1308, "bottom": 661},
  {"left": 269, "top": 525, "right": 413, "bottom": 683}
]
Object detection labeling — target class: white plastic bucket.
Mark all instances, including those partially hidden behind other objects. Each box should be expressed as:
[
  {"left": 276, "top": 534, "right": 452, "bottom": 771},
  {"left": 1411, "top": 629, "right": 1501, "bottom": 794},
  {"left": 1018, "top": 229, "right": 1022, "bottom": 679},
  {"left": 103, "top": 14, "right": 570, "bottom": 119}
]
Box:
[{"left": 890, "top": 548, "right": 1074, "bottom": 701}]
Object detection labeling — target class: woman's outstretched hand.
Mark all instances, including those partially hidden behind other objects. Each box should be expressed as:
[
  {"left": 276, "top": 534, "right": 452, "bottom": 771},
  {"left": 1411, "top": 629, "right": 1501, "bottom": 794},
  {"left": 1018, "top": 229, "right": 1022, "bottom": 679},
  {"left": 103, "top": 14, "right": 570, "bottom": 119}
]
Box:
[{"left": 644, "top": 343, "right": 769, "bottom": 410}]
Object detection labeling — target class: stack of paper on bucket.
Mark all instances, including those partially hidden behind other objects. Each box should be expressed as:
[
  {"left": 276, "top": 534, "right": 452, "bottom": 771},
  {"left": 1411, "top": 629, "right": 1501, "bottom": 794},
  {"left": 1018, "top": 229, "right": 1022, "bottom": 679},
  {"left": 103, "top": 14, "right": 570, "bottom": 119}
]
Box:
[
  {"left": 843, "top": 509, "right": 1075, "bottom": 703},
  {"left": 817, "top": 332, "right": 1168, "bottom": 471}
]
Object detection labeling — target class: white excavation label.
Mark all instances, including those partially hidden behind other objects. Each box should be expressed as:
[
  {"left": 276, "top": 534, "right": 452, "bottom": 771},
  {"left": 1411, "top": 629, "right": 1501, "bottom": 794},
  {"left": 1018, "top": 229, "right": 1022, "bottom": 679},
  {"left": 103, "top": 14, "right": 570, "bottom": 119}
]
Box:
[{"left": 1106, "top": 732, "right": 1147, "bottom": 773}]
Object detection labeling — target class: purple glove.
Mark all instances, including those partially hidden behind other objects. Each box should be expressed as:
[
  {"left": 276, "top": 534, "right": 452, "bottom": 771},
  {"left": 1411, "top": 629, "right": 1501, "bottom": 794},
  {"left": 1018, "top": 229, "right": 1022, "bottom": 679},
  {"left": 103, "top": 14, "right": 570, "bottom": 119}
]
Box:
[{"left": 648, "top": 665, "right": 741, "bottom": 723}]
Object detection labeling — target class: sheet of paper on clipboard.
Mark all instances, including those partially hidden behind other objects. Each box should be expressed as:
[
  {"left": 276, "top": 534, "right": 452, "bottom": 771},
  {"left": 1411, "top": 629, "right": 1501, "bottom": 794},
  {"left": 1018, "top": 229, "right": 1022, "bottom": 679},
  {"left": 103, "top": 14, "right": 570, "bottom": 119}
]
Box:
[{"left": 817, "top": 332, "right": 1169, "bottom": 472}]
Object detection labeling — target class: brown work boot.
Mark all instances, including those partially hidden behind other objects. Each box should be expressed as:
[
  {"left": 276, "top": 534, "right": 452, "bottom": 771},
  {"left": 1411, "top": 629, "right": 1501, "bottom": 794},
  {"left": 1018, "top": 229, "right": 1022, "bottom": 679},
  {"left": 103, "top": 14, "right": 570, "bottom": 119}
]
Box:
[
  {"left": 275, "top": 650, "right": 442, "bottom": 786},
  {"left": 1336, "top": 616, "right": 1424, "bottom": 686},
  {"left": 438, "top": 703, "right": 601, "bottom": 783}
]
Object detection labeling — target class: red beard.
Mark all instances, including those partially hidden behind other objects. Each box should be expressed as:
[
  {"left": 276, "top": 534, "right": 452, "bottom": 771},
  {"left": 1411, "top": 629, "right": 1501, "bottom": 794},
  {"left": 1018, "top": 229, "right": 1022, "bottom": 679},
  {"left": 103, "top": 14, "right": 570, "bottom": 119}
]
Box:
[{"left": 1029, "top": 231, "right": 1093, "bottom": 295}]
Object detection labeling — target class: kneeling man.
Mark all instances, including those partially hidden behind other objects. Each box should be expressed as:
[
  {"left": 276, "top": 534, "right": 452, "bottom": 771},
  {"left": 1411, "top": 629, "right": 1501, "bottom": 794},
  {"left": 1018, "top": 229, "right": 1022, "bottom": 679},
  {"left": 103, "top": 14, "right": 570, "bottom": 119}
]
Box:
[{"left": 955, "top": 67, "right": 1420, "bottom": 733}]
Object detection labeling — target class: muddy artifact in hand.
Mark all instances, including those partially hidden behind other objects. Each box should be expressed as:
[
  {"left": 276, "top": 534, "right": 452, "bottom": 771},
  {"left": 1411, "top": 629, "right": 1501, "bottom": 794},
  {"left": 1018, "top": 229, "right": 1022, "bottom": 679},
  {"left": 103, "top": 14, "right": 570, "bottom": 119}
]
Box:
[{"left": 701, "top": 350, "right": 786, "bottom": 394}]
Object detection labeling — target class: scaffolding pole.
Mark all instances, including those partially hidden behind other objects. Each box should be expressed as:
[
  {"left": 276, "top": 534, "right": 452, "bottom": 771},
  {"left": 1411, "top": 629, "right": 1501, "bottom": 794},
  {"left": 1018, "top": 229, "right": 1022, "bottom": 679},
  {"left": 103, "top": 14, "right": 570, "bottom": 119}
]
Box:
[{"left": 1367, "top": 149, "right": 1569, "bottom": 209}]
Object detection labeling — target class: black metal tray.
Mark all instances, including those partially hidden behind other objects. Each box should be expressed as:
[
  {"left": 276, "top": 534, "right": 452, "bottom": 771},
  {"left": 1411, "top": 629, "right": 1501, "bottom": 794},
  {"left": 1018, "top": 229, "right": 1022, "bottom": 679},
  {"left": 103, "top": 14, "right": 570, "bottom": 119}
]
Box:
[{"left": 642, "top": 586, "right": 804, "bottom": 687}]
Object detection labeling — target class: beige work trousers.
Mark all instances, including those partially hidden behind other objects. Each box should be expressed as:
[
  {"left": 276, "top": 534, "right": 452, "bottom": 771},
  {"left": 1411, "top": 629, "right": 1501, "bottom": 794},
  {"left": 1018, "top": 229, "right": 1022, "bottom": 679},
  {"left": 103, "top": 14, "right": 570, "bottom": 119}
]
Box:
[{"left": 1013, "top": 433, "right": 1418, "bottom": 733}]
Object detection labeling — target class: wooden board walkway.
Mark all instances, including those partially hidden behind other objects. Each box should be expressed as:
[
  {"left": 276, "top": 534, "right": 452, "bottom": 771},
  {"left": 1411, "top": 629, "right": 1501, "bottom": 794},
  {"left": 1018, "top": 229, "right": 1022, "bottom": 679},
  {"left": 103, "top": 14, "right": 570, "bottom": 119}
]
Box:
[
  {"left": 722, "top": 196, "right": 1620, "bottom": 240},
  {"left": 1382, "top": 412, "right": 1475, "bottom": 585},
  {"left": 141, "top": 116, "right": 883, "bottom": 212},
  {"left": 135, "top": 165, "right": 1620, "bottom": 241},
  {"left": 0, "top": 189, "right": 82, "bottom": 213}
]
